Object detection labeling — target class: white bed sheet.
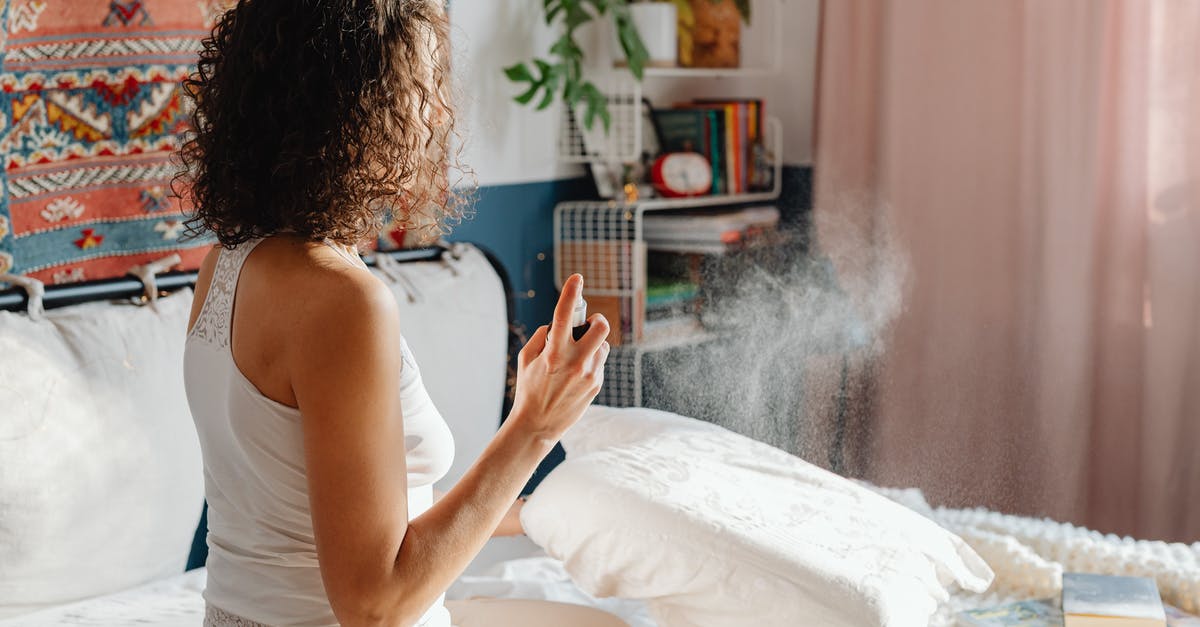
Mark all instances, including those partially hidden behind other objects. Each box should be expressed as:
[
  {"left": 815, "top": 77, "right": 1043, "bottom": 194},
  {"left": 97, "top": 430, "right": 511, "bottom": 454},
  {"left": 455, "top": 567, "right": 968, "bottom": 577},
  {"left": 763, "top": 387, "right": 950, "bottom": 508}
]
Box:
[
  {"left": 2, "top": 509, "right": 1192, "bottom": 627},
  {"left": 0, "top": 538, "right": 650, "bottom": 627},
  {"left": 448, "top": 538, "right": 656, "bottom": 627},
  {"left": 0, "top": 568, "right": 207, "bottom": 627}
]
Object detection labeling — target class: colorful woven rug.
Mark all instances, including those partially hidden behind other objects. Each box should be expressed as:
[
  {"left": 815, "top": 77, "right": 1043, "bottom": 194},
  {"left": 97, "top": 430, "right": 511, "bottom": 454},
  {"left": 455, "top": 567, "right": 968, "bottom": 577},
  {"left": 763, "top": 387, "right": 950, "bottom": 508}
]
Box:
[{"left": 0, "top": 1, "right": 226, "bottom": 285}]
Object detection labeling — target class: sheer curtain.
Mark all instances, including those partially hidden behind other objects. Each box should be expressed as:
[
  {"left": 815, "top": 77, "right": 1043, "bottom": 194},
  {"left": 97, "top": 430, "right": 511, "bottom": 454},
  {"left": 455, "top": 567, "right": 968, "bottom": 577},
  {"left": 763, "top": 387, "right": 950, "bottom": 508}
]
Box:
[{"left": 814, "top": 0, "right": 1200, "bottom": 542}]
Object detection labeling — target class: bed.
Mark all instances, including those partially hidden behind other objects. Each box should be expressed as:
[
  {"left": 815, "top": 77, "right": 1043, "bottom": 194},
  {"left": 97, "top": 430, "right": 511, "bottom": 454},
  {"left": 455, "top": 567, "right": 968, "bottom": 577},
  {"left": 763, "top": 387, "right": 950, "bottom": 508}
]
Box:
[{"left": 0, "top": 243, "right": 1196, "bottom": 627}]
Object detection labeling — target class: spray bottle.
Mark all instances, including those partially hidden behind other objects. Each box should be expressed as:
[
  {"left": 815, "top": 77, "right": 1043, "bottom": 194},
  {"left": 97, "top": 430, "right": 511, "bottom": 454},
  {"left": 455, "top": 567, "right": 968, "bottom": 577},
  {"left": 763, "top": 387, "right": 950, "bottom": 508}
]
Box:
[{"left": 570, "top": 295, "right": 590, "bottom": 341}]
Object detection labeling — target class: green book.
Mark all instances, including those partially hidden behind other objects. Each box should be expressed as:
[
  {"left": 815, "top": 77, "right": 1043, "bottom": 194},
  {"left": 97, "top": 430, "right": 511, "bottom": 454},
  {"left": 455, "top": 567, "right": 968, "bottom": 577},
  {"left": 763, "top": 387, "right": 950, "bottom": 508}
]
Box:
[
  {"left": 652, "top": 109, "right": 708, "bottom": 154},
  {"left": 645, "top": 280, "right": 698, "bottom": 308},
  {"left": 668, "top": 105, "right": 724, "bottom": 194}
]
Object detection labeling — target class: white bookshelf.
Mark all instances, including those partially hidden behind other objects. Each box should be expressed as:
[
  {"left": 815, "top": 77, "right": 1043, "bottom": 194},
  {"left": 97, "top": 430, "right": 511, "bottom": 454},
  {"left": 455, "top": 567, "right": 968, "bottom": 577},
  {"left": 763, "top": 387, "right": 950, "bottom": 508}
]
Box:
[
  {"left": 552, "top": 0, "right": 788, "bottom": 407},
  {"left": 557, "top": 0, "right": 785, "bottom": 165}
]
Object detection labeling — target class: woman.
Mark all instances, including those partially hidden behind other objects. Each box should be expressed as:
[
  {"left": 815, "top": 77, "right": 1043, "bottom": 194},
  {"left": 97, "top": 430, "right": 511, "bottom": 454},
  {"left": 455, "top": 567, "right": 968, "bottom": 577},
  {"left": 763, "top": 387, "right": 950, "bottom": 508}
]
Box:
[{"left": 179, "top": 1, "right": 614, "bottom": 626}]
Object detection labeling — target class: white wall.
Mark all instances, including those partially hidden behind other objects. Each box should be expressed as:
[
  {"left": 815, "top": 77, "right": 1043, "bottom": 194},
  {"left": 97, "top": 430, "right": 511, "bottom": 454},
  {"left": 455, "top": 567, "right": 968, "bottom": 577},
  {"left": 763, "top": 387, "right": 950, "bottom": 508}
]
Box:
[
  {"left": 450, "top": 0, "right": 820, "bottom": 187},
  {"left": 450, "top": 1, "right": 581, "bottom": 187}
]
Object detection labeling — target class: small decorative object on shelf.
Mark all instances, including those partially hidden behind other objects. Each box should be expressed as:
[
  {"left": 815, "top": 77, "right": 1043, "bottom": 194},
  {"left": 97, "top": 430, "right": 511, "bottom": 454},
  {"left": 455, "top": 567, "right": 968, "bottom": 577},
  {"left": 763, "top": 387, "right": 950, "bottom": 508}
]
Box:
[
  {"left": 650, "top": 152, "right": 712, "bottom": 197},
  {"left": 625, "top": 2, "right": 679, "bottom": 67},
  {"left": 681, "top": 0, "right": 749, "bottom": 68}
]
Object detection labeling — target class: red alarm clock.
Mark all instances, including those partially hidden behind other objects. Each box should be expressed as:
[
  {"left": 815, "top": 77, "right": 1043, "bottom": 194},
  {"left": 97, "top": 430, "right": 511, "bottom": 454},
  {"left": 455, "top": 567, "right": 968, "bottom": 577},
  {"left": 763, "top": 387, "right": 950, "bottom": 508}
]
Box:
[{"left": 651, "top": 151, "right": 712, "bottom": 198}]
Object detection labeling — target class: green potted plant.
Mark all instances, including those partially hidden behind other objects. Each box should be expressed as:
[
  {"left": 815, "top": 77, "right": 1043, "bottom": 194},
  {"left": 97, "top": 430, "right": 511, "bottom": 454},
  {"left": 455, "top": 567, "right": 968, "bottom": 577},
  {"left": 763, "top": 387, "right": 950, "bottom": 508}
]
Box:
[
  {"left": 503, "top": 0, "right": 649, "bottom": 132},
  {"left": 504, "top": 0, "right": 752, "bottom": 131}
]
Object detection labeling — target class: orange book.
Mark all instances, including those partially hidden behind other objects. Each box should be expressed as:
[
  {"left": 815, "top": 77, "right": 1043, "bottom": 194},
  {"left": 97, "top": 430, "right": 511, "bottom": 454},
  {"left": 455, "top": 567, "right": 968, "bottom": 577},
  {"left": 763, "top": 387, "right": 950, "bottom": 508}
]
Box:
[{"left": 726, "top": 104, "right": 739, "bottom": 193}]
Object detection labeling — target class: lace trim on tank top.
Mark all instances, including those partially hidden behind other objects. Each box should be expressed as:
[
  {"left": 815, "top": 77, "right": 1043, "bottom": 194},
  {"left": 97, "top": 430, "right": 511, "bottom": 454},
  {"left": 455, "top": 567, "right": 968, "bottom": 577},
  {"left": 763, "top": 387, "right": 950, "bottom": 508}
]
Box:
[
  {"left": 204, "top": 604, "right": 270, "bottom": 627},
  {"left": 188, "top": 239, "right": 262, "bottom": 348}
]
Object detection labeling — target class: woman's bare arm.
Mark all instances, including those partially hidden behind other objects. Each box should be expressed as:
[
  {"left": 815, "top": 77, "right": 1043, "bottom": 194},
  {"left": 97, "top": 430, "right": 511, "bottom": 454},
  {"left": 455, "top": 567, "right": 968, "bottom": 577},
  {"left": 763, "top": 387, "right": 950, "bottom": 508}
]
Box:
[
  {"left": 290, "top": 272, "right": 605, "bottom": 626},
  {"left": 432, "top": 490, "right": 525, "bottom": 537}
]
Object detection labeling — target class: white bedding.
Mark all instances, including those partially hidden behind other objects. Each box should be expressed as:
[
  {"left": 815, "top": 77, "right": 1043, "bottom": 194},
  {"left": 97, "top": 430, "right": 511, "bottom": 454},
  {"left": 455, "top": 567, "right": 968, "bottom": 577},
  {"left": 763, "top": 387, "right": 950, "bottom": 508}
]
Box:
[
  {"left": 0, "top": 569, "right": 207, "bottom": 627},
  {"left": 522, "top": 406, "right": 994, "bottom": 627},
  {"left": 2, "top": 506, "right": 1195, "bottom": 627},
  {"left": 0, "top": 540, "right": 649, "bottom": 627}
]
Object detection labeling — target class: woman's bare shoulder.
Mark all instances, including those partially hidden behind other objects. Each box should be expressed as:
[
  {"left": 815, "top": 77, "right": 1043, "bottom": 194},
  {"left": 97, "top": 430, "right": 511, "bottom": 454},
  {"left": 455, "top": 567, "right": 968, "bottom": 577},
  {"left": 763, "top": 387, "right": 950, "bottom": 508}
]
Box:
[{"left": 247, "top": 237, "right": 399, "bottom": 339}]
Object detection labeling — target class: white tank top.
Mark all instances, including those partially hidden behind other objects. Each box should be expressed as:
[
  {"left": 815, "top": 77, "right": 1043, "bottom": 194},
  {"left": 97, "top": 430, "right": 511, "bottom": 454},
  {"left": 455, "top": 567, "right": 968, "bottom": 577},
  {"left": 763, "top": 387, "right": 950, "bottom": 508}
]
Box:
[{"left": 184, "top": 238, "right": 455, "bottom": 627}]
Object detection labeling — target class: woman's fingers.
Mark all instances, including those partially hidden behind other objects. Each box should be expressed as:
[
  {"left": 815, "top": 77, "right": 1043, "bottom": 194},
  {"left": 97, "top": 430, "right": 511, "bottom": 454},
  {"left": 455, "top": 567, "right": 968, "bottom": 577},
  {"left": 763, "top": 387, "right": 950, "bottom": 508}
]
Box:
[
  {"left": 576, "top": 313, "right": 610, "bottom": 354},
  {"left": 518, "top": 325, "right": 550, "bottom": 367},
  {"left": 548, "top": 274, "right": 583, "bottom": 347},
  {"left": 588, "top": 341, "right": 610, "bottom": 391}
]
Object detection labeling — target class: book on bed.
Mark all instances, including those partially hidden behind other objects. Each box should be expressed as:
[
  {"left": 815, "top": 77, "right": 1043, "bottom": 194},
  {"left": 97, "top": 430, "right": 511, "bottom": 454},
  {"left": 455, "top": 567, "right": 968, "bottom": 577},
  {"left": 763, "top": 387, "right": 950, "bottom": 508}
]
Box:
[
  {"left": 958, "top": 599, "right": 1063, "bottom": 626},
  {"left": 1063, "top": 573, "right": 1166, "bottom": 627},
  {"left": 960, "top": 595, "right": 1195, "bottom": 624},
  {"left": 959, "top": 599, "right": 1197, "bottom": 627}
]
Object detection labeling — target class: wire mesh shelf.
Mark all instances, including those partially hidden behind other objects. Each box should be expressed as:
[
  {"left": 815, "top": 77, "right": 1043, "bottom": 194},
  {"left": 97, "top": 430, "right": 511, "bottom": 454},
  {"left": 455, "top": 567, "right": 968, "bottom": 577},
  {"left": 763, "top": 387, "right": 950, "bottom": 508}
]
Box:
[
  {"left": 596, "top": 345, "right": 641, "bottom": 407},
  {"left": 557, "top": 73, "right": 643, "bottom": 165}
]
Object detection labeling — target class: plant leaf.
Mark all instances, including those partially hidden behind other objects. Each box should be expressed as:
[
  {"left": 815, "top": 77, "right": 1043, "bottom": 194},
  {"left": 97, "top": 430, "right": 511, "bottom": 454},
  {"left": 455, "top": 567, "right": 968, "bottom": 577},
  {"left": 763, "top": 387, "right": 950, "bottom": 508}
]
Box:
[
  {"left": 615, "top": 13, "right": 648, "bottom": 80},
  {"left": 537, "top": 85, "right": 558, "bottom": 110},
  {"left": 548, "top": 33, "right": 581, "bottom": 59},
  {"left": 514, "top": 83, "right": 541, "bottom": 105},
  {"left": 580, "top": 82, "right": 611, "bottom": 131},
  {"left": 584, "top": 0, "right": 610, "bottom": 15},
  {"left": 546, "top": 0, "right": 572, "bottom": 24},
  {"left": 564, "top": 6, "right": 593, "bottom": 30},
  {"left": 503, "top": 62, "right": 533, "bottom": 83},
  {"left": 564, "top": 80, "right": 583, "bottom": 107}
]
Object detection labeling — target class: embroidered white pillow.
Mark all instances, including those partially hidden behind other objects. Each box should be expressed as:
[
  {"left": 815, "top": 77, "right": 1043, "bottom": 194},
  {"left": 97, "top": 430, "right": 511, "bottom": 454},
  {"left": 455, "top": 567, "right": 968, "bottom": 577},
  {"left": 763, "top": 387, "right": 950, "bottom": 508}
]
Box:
[
  {"left": 521, "top": 406, "right": 993, "bottom": 627},
  {"left": 0, "top": 291, "right": 203, "bottom": 618}
]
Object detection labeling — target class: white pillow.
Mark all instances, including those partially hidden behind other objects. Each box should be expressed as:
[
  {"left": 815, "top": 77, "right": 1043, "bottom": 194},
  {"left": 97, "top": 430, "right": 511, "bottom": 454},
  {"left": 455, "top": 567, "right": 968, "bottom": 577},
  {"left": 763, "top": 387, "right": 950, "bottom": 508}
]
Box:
[
  {"left": 0, "top": 290, "right": 204, "bottom": 618},
  {"left": 521, "top": 406, "right": 993, "bottom": 627}
]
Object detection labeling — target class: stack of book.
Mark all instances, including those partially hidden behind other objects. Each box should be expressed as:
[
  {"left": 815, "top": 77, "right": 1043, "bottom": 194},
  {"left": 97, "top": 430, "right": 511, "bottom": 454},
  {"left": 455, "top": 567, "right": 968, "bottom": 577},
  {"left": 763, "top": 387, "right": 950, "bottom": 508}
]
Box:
[
  {"left": 958, "top": 573, "right": 1197, "bottom": 627},
  {"left": 642, "top": 205, "right": 780, "bottom": 255},
  {"left": 652, "top": 99, "right": 767, "bottom": 195}
]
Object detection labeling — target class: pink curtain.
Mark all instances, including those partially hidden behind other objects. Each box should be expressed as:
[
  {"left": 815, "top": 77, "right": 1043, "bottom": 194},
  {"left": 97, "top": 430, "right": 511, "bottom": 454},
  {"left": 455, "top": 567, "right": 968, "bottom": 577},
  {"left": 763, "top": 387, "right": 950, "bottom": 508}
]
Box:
[{"left": 815, "top": 0, "right": 1200, "bottom": 542}]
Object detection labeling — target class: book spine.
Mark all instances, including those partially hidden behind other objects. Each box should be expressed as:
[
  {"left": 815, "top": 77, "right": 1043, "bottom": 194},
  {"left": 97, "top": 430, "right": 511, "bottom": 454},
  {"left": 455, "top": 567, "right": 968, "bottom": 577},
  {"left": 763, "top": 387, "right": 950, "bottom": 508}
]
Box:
[
  {"left": 708, "top": 111, "right": 722, "bottom": 194},
  {"left": 725, "top": 105, "right": 738, "bottom": 194},
  {"left": 734, "top": 102, "right": 744, "bottom": 192}
]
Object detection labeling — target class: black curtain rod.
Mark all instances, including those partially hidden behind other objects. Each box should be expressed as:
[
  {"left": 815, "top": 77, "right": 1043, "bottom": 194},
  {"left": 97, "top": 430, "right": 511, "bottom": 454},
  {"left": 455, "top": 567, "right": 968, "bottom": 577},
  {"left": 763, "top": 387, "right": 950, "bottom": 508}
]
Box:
[{"left": 0, "top": 246, "right": 447, "bottom": 312}]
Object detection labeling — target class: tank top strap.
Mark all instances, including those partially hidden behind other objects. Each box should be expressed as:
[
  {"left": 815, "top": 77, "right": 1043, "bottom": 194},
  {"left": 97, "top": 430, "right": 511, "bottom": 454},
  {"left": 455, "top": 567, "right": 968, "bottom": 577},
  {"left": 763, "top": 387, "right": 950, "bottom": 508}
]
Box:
[{"left": 189, "top": 238, "right": 264, "bottom": 349}]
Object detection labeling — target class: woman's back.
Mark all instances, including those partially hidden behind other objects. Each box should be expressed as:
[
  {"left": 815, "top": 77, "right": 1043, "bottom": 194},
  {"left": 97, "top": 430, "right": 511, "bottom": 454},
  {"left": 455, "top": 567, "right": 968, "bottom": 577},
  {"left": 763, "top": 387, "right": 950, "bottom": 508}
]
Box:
[{"left": 184, "top": 237, "right": 454, "bottom": 627}]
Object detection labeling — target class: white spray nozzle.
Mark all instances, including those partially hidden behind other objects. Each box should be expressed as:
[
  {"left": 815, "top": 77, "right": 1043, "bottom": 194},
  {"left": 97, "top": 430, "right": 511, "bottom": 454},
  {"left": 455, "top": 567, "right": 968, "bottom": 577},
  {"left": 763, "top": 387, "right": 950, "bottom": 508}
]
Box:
[{"left": 571, "top": 297, "right": 588, "bottom": 328}]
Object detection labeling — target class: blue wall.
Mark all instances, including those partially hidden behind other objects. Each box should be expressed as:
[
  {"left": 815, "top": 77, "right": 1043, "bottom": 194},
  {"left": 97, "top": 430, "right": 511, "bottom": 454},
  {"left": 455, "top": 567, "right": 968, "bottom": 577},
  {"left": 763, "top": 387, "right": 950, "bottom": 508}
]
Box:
[{"left": 448, "top": 176, "right": 593, "bottom": 333}]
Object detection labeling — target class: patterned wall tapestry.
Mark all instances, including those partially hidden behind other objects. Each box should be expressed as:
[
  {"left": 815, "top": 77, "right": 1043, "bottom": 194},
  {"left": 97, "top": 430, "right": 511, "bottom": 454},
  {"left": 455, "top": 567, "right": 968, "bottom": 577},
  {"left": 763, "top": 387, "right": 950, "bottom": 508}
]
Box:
[{"left": 0, "top": 1, "right": 224, "bottom": 285}]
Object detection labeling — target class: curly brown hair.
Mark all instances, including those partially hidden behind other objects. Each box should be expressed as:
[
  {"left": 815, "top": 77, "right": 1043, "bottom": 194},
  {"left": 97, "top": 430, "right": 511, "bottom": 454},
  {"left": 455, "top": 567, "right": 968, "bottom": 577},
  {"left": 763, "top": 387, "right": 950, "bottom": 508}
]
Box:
[{"left": 177, "top": 0, "right": 471, "bottom": 248}]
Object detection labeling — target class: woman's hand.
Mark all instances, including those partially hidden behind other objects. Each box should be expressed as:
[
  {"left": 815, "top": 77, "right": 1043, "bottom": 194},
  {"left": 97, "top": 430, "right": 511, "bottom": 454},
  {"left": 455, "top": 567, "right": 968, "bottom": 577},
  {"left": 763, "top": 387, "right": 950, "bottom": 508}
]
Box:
[{"left": 509, "top": 274, "right": 610, "bottom": 442}]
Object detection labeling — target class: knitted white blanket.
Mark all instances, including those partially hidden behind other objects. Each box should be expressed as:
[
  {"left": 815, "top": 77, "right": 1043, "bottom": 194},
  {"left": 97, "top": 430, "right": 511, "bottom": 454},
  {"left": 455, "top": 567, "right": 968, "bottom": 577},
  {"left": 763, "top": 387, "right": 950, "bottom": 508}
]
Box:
[{"left": 868, "top": 487, "right": 1200, "bottom": 624}]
